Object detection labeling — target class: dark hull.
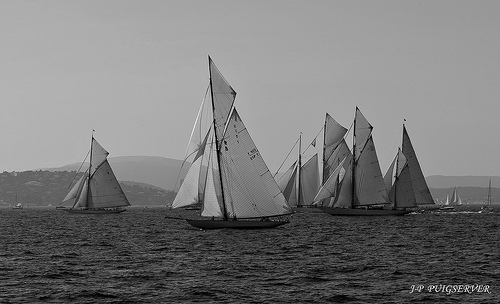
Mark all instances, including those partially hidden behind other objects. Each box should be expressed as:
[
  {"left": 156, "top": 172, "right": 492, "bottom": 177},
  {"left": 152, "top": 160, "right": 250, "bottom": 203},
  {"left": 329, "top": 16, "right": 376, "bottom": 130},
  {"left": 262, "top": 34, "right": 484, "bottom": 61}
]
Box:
[
  {"left": 321, "top": 207, "right": 412, "bottom": 216},
  {"left": 186, "top": 219, "right": 289, "bottom": 230},
  {"left": 64, "top": 208, "right": 127, "bottom": 214}
]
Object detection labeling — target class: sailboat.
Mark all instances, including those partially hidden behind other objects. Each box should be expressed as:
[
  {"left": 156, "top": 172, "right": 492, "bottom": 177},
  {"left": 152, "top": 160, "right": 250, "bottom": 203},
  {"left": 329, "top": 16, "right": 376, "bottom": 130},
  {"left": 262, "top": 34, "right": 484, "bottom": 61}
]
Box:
[
  {"left": 276, "top": 134, "right": 320, "bottom": 210},
  {"left": 439, "top": 187, "right": 462, "bottom": 211},
  {"left": 315, "top": 108, "right": 410, "bottom": 216},
  {"left": 384, "top": 124, "right": 435, "bottom": 212},
  {"left": 62, "top": 135, "right": 131, "bottom": 214},
  {"left": 480, "top": 179, "right": 494, "bottom": 213},
  {"left": 169, "top": 57, "right": 293, "bottom": 229}
]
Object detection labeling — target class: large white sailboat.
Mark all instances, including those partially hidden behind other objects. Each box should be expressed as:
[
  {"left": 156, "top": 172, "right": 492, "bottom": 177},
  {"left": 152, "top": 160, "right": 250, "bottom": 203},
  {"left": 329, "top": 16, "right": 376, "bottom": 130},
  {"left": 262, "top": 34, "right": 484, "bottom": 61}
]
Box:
[
  {"left": 170, "top": 57, "right": 293, "bottom": 229},
  {"left": 62, "top": 135, "right": 130, "bottom": 214},
  {"left": 315, "top": 108, "right": 411, "bottom": 216}
]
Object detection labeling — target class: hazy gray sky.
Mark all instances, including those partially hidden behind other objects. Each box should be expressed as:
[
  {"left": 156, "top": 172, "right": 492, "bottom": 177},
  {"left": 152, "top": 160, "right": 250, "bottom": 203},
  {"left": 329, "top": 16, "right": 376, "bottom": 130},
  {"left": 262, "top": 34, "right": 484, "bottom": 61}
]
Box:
[{"left": 1, "top": 0, "right": 499, "bottom": 177}]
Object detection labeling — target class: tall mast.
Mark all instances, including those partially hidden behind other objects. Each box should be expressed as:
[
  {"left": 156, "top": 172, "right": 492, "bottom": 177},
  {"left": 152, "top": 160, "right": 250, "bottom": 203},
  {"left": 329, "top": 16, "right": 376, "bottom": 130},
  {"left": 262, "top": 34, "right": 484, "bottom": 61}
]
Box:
[
  {"left": 208, "top": 56, "right": 229, "bottom": 220},
  {"left": 351, "top": 108, "right": 357, "bottom": 207},
  {"left": 87, "top": 130, "right": 94, "bottom": 208},
  {"left": 297, "top": 133, "right": 302, "bottom": 207},
  {"left": 488, "top": 179, "right": 492, "bottom": 206}
]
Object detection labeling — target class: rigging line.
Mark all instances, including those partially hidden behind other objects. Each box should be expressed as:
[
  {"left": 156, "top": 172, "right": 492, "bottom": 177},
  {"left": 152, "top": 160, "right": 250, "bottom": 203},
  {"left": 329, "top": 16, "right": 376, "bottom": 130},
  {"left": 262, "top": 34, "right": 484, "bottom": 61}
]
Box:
[
  {"left": 274, "top": 136, "right": 300, "bottom": 177},
  {"left": 303, "top": 125, "right": 324, "bottom": 155},
  {"left": 66, "top": 150, "right": 91, "bottom": 190},
  {"left": 173, "top": 84, "right": 211, "bottom": 192}
]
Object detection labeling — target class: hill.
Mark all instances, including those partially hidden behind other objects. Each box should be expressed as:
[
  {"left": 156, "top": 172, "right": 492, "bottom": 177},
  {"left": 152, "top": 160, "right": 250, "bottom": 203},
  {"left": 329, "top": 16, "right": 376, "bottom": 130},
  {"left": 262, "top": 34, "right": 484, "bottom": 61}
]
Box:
[
  {"left": 42, "top": 156, "right": 189, "bottom": 191},
  {"left": 0, "top": 170, "right": 175, "bottom": 207},
  {"left": 426, "top": 175, "right": 500, "bottom": 188}
]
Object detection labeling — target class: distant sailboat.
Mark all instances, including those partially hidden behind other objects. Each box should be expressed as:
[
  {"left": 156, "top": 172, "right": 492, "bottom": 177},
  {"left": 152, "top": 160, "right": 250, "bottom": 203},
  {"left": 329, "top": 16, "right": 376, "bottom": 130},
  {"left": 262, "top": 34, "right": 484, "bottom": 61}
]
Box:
[
  {"left": 169, "top": 57, "right": 293, "bottom": 229},
  {"left": 315, "top": 108, "right": 410, "bottom": 216},
  {"left": 62, "top": 135, "right": 130, "bottom": 214},
  {"left": 480, "top": 179, "right": 494, "bottom": 213},
  {"left": 276, "top": 134, "right": 320, "bottom": 209},
  {"left": 449, "top": 187, "right": 462, "bottom": 205}
]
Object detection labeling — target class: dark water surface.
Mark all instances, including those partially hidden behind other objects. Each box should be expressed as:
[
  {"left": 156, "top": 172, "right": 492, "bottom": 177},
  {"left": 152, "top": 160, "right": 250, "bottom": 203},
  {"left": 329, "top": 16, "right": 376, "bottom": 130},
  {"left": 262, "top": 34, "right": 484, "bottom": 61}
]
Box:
[{"left": 1, "top": 207, "right": 498, "bottom": 303}]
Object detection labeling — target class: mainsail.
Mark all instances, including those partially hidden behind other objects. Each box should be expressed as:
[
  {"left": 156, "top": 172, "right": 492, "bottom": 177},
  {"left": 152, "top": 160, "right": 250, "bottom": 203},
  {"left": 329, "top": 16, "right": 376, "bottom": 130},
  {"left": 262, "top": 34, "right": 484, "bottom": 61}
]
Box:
[{"left": 401, "top": 125, "right": 434, "bottom": 205}]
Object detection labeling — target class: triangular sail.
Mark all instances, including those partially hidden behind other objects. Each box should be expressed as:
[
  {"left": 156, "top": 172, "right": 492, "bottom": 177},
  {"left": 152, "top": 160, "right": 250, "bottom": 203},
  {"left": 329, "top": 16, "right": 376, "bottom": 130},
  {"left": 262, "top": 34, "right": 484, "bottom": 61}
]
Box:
[
  {"left": 209, "top": 56, "right": 237, "bottom": 145},
  {"left": 391, "top": 163, "right": 417, "bottom": 208},
  {"left": 450, "top": 187, "right": 462, "bottom": 205},
  {"left": 90, "top": 138, "right": 109, "bottom": 174},
  {"left": 323, "top": 113, "right": 348, "bottom": 181},
  {"left": 298, "top": 154, "right": 320, "bottom": 206},
  {"left": 314, "top": 155, "right": 348, "bottom": 204},
  {"left": 171, "top": 130, "right": 211, "bottom": 208},
  {"left": 63, "top": 174, "right": 86, "bottom": 203},
  {"left": 201, "top": 144, "right": 224, "bottom": 217},
  {"left": 354, "top": 108, "right": 373, "bottom": 159},
  {"left": 218, "top": 109, "right": 292, "bottom": 218},
  {"left": 277, "top": 162, "right": 298, "bottom": 207},
  {"left": 353, "top": 135, "right": 388, "bottom": 206},
  {"left": 402, "top": 125, "right": 434, "bottom": 205},
  {"left": 88, "top": 160, "right": 130, "bottom": 208}
]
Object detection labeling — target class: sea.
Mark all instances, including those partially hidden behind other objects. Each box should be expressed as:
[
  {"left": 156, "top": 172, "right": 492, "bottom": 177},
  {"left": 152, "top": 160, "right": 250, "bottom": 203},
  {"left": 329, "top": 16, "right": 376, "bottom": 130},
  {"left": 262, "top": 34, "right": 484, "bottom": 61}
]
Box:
[{"left": 1, "top": 207, "right": 498, "bottom": 304}]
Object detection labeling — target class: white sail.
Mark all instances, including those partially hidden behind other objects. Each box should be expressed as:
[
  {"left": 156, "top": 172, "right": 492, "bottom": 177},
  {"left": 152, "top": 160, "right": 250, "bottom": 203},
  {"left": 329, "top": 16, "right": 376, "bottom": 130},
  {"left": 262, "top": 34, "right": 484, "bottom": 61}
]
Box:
[
  {"left": 73, "top": 176, "right": 89, "bottom": 208},
  {"left": 298, "top": 154, "right": 320, "bottom": 206},
  {"left": 218, "top": 109, "right": 292, "bottom": 218},
  {"left": 354, "top": 107, "right": 373, "bottom": 159},
  {"left": 314, "top": 155, "right": 348, "bottom": 204},
  {"left": 201, "top": 146, "right": 224, "bottom": 217},
  {"left": 384, "top": 154, "right": 397, "bottom": 193},
  {"left": 209, "top": 57, "right": 236, "bottom": 144},
  {"left": 171, "top": 130, "right": 211, "bottom": 208},
  {"left": 323, "top": 113, "right": 348, "bottom": 181},
  {"left": 354, "top": 135, "right": 388, "bottom": 206},
  {"left": 390, "top": 163, "right": 417, "bottom": 208},
  {"left": 90, "top": 138, "right": 109, "bottom": 174},
  {"left": 444, "top": 194, "right": 450, "bottom": 205},
  {"left": 450, "top": 187, "right": 462, "bottom": 205},
  {"left": 62, "top": 174, "right": 86, "bottom": 202},
  {"left": 402, "top": 125, "right": 434, "bottom": 205},
  {"left": 277, "top": 162, "right": 298, "bottom": 207},
  {"left": 88, "top": 160, "right": 130, "bottom": 208},
  {"left": 333, "top": 157, "right": 353, "bottom": 208}
]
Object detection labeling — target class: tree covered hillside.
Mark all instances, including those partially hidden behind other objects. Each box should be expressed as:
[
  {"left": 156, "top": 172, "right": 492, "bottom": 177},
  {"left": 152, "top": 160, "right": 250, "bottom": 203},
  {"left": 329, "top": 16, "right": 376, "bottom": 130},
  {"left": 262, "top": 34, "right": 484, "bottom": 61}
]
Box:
[{"left": 0, "top": 171, "right": 175, "bottom": 207}]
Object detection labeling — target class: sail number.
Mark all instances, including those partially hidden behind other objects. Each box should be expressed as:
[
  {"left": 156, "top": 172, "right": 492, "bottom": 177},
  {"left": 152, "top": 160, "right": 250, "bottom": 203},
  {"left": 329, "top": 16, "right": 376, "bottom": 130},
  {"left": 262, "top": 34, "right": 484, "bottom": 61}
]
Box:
[{"left": 248, "top": 148, "right": 259, "bottom": 160}]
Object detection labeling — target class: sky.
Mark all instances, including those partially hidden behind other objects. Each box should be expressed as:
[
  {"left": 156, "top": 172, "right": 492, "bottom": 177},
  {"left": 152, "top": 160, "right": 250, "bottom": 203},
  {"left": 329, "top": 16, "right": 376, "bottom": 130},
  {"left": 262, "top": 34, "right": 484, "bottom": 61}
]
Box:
[{"left": 0, "top": 0, "right": 499, "bottom": 177}]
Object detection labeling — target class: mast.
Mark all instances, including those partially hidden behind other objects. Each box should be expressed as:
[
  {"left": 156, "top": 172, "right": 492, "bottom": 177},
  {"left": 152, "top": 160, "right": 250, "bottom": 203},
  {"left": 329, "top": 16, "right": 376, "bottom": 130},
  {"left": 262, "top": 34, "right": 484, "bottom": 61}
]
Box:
[
  {"left": 393, "top": 150, "right": 400, "bottom": 210},
  {"left": 208, "top": 56, "right": 229, "bottom": 220},
  {"left": 297, "top": 133, "right": 302, "bottom": 207},
  {"left": 351, "top": 108, "right": 357, "bottom": 207},
  {"left": 87, "top": 131, "right": 93, "bottom": 209},
  {"left": 488, "top": 179, "right": 492, "bottom": 206}
]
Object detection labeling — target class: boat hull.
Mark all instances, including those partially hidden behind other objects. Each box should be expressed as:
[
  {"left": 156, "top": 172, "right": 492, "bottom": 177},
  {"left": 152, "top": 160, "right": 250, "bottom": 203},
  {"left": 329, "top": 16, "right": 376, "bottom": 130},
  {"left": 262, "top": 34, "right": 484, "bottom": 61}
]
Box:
[
  {"left": 321, "top": 207, "right": 412, "bottom": 216},
  {"left": 64, "top": 208, "right": 127, "bottom": 214},
  {"left": 186, "top": 219, "right": 289, "bottom": 230}
]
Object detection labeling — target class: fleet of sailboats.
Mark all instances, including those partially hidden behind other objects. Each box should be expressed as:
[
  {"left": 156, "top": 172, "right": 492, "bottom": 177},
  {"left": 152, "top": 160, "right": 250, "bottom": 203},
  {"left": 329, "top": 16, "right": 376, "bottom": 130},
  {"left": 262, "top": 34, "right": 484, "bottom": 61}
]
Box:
[
  {"left": 168, "top": 56, "right": 293, "bottom": 229},
  {"left": 61, "top": 135, "right": 131, "bottom": 214},
  {"left": 2, "top": 56, "right": 492, "bottom": 220}
]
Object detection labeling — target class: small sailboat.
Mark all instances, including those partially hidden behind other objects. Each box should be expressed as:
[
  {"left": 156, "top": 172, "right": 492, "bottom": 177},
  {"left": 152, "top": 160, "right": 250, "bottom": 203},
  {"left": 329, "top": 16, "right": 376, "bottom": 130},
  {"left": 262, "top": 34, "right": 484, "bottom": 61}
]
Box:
[
  {"left": 315, "top": 108, "right": 410, "bottom": 215},
  {"left": 480, "top": 179, "right": 494, "bottom": 213},
  {"left": 62, "top": 134, "right": 130, "bottom": 214},
  {"left": 276, "top": 133, "right": 320, "bottom": 210},
  {"left": 12, "top": 202, "right": 23, "bottom": 209},
  {"left": 169, "top": 57, "right": 293, "bottom": 229}
]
